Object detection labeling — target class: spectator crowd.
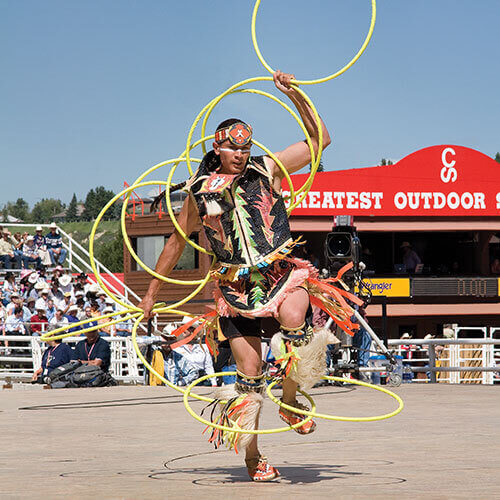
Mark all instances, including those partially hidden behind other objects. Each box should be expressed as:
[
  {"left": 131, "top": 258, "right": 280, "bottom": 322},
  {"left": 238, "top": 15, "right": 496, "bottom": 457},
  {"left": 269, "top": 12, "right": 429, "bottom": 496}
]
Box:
[
  {"left": 0, "top": 256, "right": 226, "bottom": 386},
  {"left": 0, "top": 223, "right": 67, "bottom": 270}
]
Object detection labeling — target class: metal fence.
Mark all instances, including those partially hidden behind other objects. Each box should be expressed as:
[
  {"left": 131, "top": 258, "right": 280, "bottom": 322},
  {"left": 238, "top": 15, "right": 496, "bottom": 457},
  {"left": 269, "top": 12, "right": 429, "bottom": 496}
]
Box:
[
  {"left": 2, "top": 330, "right": 499, "bottom": 385},
  {"left": 0, "top": 335, "right": 145, "bottom": 383},
  {"left": 388, "top": 338, "right": 500, "bottom": 385}
]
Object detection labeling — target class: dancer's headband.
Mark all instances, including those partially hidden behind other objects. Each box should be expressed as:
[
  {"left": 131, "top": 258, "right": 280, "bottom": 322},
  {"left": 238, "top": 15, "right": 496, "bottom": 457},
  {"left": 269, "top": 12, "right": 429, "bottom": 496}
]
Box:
[{"left": 215, "top": 122, "right": 253, "bottom": 146}]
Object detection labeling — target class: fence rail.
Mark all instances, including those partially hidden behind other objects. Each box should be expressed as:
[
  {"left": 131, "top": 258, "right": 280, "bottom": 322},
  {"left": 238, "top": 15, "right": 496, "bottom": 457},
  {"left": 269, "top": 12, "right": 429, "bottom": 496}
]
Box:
[
  {"left": 0, "top": 335, "right": 146, "bottom": 383},
  {"left": 388, "top": 338, "right": 500, "bottom": 384}
]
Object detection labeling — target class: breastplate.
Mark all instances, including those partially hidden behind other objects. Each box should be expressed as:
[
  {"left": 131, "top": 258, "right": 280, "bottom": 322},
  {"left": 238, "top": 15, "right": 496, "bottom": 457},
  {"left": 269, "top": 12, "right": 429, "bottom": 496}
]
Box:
[{"left": 189, "top": 154, "right": 291, "bottom": 267}]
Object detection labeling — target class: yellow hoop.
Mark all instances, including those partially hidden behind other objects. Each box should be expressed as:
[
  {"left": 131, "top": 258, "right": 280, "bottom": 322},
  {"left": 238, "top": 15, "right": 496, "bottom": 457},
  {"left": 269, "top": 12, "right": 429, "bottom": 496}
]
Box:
[
  {"left": 185, "top": 80, "right": 323, "bottom": 213},
  {"left": 251, "top": 0, "right": 377, "bottom": 85},
  {"left": 266, "top": 376, "right": 404, "bottom": 422},
  {"left": 183, "top": 371, "right": 315, "bottom": 435}
]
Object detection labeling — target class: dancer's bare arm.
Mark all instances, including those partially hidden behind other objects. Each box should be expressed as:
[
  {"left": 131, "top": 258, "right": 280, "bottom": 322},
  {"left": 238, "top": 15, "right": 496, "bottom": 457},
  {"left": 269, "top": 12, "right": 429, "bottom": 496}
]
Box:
[
  {"left": 265, "top": 70, "right": 331, "bottom": 182},
  {"left": 138, "top": 195, "right": 199, "bottom": 319}
]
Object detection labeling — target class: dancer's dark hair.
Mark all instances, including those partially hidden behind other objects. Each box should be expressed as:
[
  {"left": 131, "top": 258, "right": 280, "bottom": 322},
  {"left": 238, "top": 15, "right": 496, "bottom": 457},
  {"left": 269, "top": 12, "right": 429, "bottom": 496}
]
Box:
[{"left": 215, "top": 118, "right": 247, "bottom": 132}]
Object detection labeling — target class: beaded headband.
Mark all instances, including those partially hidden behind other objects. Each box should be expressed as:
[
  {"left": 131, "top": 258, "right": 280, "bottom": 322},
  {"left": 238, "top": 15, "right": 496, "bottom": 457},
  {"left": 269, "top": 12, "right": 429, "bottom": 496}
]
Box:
[{"left": 214, "top": 122, "right": 253, "bottom": 146}]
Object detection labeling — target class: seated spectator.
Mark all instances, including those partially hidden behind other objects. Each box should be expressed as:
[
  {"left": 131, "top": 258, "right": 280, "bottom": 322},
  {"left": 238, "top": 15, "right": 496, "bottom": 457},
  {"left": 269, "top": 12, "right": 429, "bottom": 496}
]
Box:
[
  {"left": 11, "top": 232, "right": 25, "bottom": 262},
  {"left": 0, "top": 231, "right": 21, "bottom": 269},
  {"left": 78, "top": 305, "right": 97, "bottom": 329},
  {"left": 98, "top": 305, "right": 116, "bottom": 336},
  {"left": 72, "top": 330, "right": 111, "bottom": 372},
  {"left": 29, "top": 280, "right": 45, "bottom": 301},
  {"left": 85, "top": 284, "right": 101, "bottom": 307},
  {"left": 57, "top": 291, "right": 74, "bottom": 313},
  {"left": 175, "top": 341, "right": 217, "bottom": 387},
  {"left": 46, "top": 223, "right": 67, "bottom": 266},
  {"left": 30, "top": 305, "right": 49, "bottom": 335},
  {"left": 33, "top": 226, "right": 52, "bottom": 267},
  {"left": 89, "top": 301, "right": 101, "bottom": 320},
  {"left": 45, "top": 298, "right": 56, "bottom": 322},
  {"left": 169, "top": 316, "right": 217, "bottom": 386},
  {"left": 491, "top": 258, "right": 500, "bottom": 275},
  {"left": 2, "top": 272, "right": 18, "bottom": 305},
  {"left": 52, "top": 265, "right": 64, "bottom": 281},
  {"left": 50, "top": 278, "right": 63, "bottom": 304},
  {"left": 65, "top": 304, "right": 81, "bottom": 333},
  {"left": 115, "top": 316, "right": 132, "bottom": 337},
  {"left": 58, "top": 273, "right": 73, "bottom": 296},
  {"left": 75, "top": 296, "right": 85, "bottom": 318},
  {"left": 6, "top": 292, "right": 23, "bottom": 316},
  {"left": 24, "top": 297, "right": 36, "bottom": 322},
  {"left": 4, "top": 306, "right": 26, "bottom": 335},
  {"left": 400, "top": 241, "right": 422, "bottom": 273},
  {"left": 32, "top": 337, "right": 73, "bottom": 382},
  {"left": 96, "top": 291, "right": 108, "bottom": 313},
  {"left": 76, "top": 272, "right": 89, "bottom": 291},
  {"left": 161, "top": 340, "right": 199, "bottom": 387},
  {"left": 35, "top": 288, "right": 51, "bottom": 312},
  {"left": 22, "top": 236, "right": 42, "bottom": 270},
  {"left": 49, "top": 308, "right": 69, "bottom": 329}
]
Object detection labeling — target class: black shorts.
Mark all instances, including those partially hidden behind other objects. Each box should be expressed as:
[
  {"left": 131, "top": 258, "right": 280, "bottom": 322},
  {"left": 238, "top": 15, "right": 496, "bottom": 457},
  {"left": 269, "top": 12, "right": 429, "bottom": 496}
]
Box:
[
  {"left": 219, "top": 315, "right": 263, "bottom": 340},
  {"left": 219, "top": 303, "right": 313, "bottom": 341}
]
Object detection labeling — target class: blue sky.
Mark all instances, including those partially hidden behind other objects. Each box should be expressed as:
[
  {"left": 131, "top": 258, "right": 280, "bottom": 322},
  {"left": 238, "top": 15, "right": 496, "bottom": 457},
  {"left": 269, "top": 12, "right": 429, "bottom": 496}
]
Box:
[{"left": 1, "top": 0, "right": 499, "bottom": 207}]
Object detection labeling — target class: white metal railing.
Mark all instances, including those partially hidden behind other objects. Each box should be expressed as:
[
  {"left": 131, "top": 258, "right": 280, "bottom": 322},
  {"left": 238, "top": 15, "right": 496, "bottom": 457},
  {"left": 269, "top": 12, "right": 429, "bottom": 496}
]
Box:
[
  {"left": 0, "top": 335, "right": 145, "bottom": 383},
  {"left": 491, "top": 328, "right": 500, "bottom": 384},
  {"left": 388, "top": 338, "right": 500, "bottom": 385}
]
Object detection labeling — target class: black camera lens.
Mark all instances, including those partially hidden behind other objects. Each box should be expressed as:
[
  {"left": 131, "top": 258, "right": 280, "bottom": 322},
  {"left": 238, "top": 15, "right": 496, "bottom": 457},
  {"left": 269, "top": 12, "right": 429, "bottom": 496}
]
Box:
[{"left": 327, "top": 234, "right": 351, "bottom": 257}]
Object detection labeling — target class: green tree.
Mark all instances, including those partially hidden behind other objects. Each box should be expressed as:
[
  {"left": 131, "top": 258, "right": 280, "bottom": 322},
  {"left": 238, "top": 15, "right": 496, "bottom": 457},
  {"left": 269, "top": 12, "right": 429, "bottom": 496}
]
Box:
[
  {"left": 66, "top": 193, "right": 78, "bottom": 222},
  {"left": 380, "top": 158, "right": 393, "bottom": 166},
  {"left": 495, "top": 152, "right": 500, "bottom": 163},
  {"left": 309, "top": 160, "right": 324, "bottom": 172},
  {"left": 4, "top": 198, "right": 30, "bottom": 221},
  {"left": 30, "top": 198, "right": 65, "bottom": 223},
  {"left": 95, "top": 233, "right": 123, "bottom": 272},
  {"left": 82, "top": 186, "right": 117, "bottom": 221}
]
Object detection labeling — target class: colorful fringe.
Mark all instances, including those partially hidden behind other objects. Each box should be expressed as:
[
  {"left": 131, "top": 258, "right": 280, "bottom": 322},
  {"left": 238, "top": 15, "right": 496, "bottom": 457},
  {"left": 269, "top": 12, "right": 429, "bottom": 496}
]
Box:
[{"left": 202, "top": 386, "right": 263, "bottom": 453}]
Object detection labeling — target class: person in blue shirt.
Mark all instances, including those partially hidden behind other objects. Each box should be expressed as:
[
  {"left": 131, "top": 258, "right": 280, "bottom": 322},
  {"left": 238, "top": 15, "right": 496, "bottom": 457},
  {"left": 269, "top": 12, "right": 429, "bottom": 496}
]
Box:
[
  {"left": 32, "top": 337, "right": 73, "bottom": 382},
  {"left": 161, "top": 341, "right": 199, "bottom": 386},
  {"left": 72, "top": 330, "right": 111, "bottom": 372},
  {"left": 65, "top": 305, "right": 81, "bottom": 334},
  {"left": 45, "top": 223, "right": 67, "bottom": 266}
]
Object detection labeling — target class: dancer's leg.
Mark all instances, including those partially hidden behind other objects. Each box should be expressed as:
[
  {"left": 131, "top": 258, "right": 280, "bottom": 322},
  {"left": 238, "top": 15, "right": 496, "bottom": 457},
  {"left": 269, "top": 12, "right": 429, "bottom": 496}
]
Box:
[
  {"left": 229, "top": 335, "right": 262, "bottom": 460},
  {"left": 277, "top": 287, "right": 309, "bottom": 405}
]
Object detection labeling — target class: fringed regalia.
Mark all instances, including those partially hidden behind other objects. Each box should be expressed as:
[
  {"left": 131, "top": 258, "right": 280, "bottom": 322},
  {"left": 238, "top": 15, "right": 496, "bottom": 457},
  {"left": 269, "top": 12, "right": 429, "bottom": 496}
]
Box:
[{"left": 177, "top": 151, "right": 362, "bottom": 450}]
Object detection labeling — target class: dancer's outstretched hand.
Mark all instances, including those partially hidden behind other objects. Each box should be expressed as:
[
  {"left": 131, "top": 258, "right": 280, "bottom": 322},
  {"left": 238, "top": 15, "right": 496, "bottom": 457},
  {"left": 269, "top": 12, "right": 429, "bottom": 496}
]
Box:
[
  {"left": 138, "top": 294, "right": 155, "bottom": 320},
  {"left": 273, "top": 70, "right": 298, "bottom": 97}
]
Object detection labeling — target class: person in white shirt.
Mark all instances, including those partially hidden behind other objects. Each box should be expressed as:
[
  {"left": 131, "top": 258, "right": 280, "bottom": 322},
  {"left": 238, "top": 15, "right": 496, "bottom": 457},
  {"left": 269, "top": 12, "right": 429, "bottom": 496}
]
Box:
[
  {"left": 173, "top": 316, "right": 217, "bottom": 386},
  {"left": 58, "top": 273, "right": 73, "bottom": 297},
  {"left": 35, "top": 289, "right": 51, "bottom": 312},
  {"left": 49, "top": 309, "right": 69, "bottom": 330},
  {"left": 2, "top": 272, "right": 18, "bottom": 303},
  {"left": 5, "top": 307, "right": 26, "bottom": 335},
  {"left": 174, "top": 343, "right": 217, "bottom": 387},
  {"left": 57, "top": 291, "right": 73, "bottom": 313},
  {"left": 6, "top": 292, "right": 23, "bottom": 316}
]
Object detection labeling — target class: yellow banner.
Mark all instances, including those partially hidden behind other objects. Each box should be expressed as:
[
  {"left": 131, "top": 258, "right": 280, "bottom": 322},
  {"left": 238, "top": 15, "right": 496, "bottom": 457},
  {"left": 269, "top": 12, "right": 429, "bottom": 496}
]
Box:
[{"left": 361, "top": 278, "right": 410, "bottom": 297}]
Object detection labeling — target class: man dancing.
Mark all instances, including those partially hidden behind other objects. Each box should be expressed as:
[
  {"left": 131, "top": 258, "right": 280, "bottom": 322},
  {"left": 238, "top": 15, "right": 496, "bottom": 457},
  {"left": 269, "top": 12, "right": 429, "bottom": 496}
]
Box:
[{"left": 139, "top": 71, "right": 357, "bottom": 481}]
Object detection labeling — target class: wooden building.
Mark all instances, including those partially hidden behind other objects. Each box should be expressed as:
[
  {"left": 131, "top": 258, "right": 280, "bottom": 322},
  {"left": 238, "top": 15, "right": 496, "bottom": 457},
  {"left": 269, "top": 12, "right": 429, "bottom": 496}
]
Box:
[{"left": 123, "top": 144, "right": 500, "bottom": 338}]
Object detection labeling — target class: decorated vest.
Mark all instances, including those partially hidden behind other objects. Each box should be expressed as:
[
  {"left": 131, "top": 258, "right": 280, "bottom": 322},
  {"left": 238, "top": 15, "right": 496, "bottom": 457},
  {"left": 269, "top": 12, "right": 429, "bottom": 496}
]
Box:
[{"left": 187, "top": 151, "right": 291, "bottom": 267}]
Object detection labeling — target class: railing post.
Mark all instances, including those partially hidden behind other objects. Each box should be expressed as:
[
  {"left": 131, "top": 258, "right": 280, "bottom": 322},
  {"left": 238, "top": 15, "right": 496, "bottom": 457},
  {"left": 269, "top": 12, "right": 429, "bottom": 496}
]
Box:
[
  {"left": 428, "top": 344, "right": 437, "bottom": 383},
  {"left": 68, "top": 238, "right": 73, "bottom": 270}
]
